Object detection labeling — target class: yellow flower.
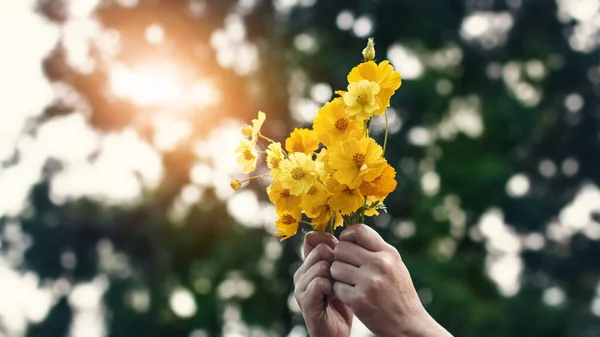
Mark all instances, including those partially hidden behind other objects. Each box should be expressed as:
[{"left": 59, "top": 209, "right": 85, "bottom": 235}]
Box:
[
  {"left": 285, "top": 128, "right": 320, "bottom": 155},
  {"left": 314, "top": 98, "right": 363, "bottom": 147},
  {"left": 230, "top": 180, "right": 242, "bottom": 190},
  {"left": 347, "top": 60, "right": 402, "bottom": 116},
  {"left": 241, "top": 125, "right": 253, "bottom": 138},
  {"left": 326, "top": 177, "right": 364, "bottom": 215},
  {"left": 267, "top": 181, "right": 302, "bottom": 211},
  {"left": 362, "top": 37, "right": 376, "bottom": 62},
  {"left": 301, "top": 182, "right": 329, "bottom": 217},
  {"left": 328, "top": 137, "right": 386, "bottom": 189},
  {"left": 359, "top": 162, "right": 397, "bottom": 199},
  {"left": 315, "top": 148, "right": 333, "bottom": 181},
  {"left": 275, "top": 208, "right": 302, "bottom": 241},
  {"left": 278, "top": 152, "right": 316, "bottom": 195},
  {"left": 310, "top": 206, "right": 343, "bottom": 232},
  {"left": 251, "top": 111, "right": 266, "bottom": 140},
  {"left": 235, "top": 138, "right": 258, "bottom": 173},
  {"left": 266, "top": 142, "right": 285, "bottom": 178},
  {"left": 343, "top": 80, "right": 381, "bottom": 121},
  {"left": 364, "top": 195, "right": 385, "bottom": 216}
]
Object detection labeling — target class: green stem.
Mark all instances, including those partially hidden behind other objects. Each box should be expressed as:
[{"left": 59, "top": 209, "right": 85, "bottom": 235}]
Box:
[
  {"left": 258, "top": 133, "right": 276, "bottom": 143},
  {"left": 240, "top": 174, "right": 270, "bottom": 183},
  {"left": 382, "top": 109, "right": 389, "bottom": 155}
]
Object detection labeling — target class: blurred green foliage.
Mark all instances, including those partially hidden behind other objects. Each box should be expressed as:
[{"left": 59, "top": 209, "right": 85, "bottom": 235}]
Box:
[{"left": 2, "top": 0, "right": 600, "bottom": 336}]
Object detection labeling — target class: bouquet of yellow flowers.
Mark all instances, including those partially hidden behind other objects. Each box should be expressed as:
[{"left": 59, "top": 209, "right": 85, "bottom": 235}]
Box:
[{"left": 231, "top": 38, "right": 402, "bottom": 240}]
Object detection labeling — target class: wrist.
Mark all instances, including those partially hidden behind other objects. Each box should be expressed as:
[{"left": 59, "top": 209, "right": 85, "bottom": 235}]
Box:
[{"left": 382, "top": 307, "right": 452, "bottom": 337}]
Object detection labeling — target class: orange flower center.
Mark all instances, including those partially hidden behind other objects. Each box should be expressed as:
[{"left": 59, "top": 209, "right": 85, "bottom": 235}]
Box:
[
  {"left": 281, "top": 214, "right": 296, "bottom": 225},
  {"left": 270, "top": 157, "right": 281, "bottom": 169},
  {"left": 280, "top": 189, "right": 291, "bottom": 198},
  {"left": 335, "top": 118, "right": 349, "bottom": 131},
  {"left": 356, "top": 92, "right": 368, "bottom": 106},
  {"left": 352, "top": 153, "right": 366, "bottom": 168},
  {"left": 243, "top": 150, "right": 255, "bottom": 161},
  {"left": 291, "top": 167, "right": 306, "bottom": 180},
  {"left": 307, "top": 186, "right": 317, "bottom": 195},
  {"left": 343, "top": 187, "right": 354, "bottom": 195},
  {"left": 292, "top": 143, "right": 303, "bottom": 153}
]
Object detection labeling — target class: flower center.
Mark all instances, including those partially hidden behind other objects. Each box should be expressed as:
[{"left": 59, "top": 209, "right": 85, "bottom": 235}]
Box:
[
  {"left": 280, "top": 189, "right": 291, "bottom": 198},
  {"left": 372, "top": 175, "right": 382, "bottom": 184},
  {"left": 356, "top": 92, "right": 368, "bottom": 106},
  {"left": 352, "top": 153, "right": 366, "bottom": 168},
  {"left": 291, "top": 167, "right": 306, "bottom": 180},
  {"left": 307, "top": 186, "right": 317, "bottom": 195},
  {"left": 281, "top": 214, "right": 296, "bottom": 225},
  {"left": 335, "top": 118, "right": 349, "bottom": 131},
  {"left": 343, "top": 187, "right": 354, "bottom": 195},
  {"left": 243, "top": 150, "right": 255, "bottom": 161},
  {"left": 292, "top": 144, "right": 303, "bottom": 153},
  {"left": 271, "top": 158, "right": 281, "bottom": 169}
]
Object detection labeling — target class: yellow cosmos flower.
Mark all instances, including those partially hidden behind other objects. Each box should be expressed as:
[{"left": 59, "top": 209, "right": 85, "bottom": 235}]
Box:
[
  {"left": 251, "top": 111, "right": 266, "bottom": 140},
  {"left": 266, "top": 142, "right": 285, "bottom": 178},
  {"left": 362, "top": 37, "right": 375, "bottom": 62},
  {"left": 364, "top": 195, "right": 385, "bottom": 216},
  {"left": 230, "top": 180, "right": 242, "bottom": 190},
  {"left": 343, "top": 80, "right": 381, "bottom": 121},
  {"left": 267, "top": 181, "right": 302, "bottom": 211},
  {"left": 359, "top": 162, "right": 397, "bottom": 199},
  {"left": 275, "top": 208, "right": 302, "bottom": 241},
  {"left": 315, "top": 149, "right": 333, "bottom": 181},
  {"left": 301, "top": 183, "right": 329, "bottom": 217},
  {"left": 235, "top": 138, "right": 258, "bottom": 173},
  {"left": 310, "top": 206, "right": 343, "bottom": 232},
  {"left": 328, "top": 137, "right": 386, "bottom": 189},
  {"left": 326, "top": 177, "right": 364, "bottom": 215},
  {"left": 278, "top": 152, "right": 316, "bottom": 195},
  {"left": 314, "top": 98, "right": 363, "bottom": 147},
  {"left": 241, "top": 125, "right": 253, "bottom": 138},
  {"left": 347, "top": 60, "right": 402, "bottom": 116},
  {"left": 285, "top": 128, "right": 319, "bottom": 155}
]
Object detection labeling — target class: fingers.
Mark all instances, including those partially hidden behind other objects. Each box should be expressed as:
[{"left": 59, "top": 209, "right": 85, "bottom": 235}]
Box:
[
  {"left": 330, "top": 260, "right": 360, "bottom": 285},
  {"left": 303, "top": 231, "right": 338, "bottom": 259},
  {"left": 332, "top": 281, "right": 358, "bottom": 308},
  {"left": 333, "top": 241, "right": 373, "bottom": 267},
  {"left": 294, "top": 243, "right": 334, "bottom": 287},
  {"left": 297, "top": 260, "right": 331, "bottom": 292},
  {"left": 339, "top": 224, "right": 388, "bottom": 252},
  {"left": 304, "top": 277, "right": 333, "bottom": 313}
]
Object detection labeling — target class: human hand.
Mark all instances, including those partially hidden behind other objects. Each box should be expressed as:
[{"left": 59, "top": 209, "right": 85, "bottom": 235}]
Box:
[
  {"left": 330, "top": 224, "right": 452, "bottom": 337},
  {"left": 293, "top": 232, "right": 353, "bottom": 337}
]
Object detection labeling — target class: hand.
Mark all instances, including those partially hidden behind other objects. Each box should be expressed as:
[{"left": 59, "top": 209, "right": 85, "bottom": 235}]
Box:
[
  {"left": 330, "top": 224, "right": 452, "bottom": 337},
  {"left": 293, "top": 232, "right": 353, "bottom": 337}
]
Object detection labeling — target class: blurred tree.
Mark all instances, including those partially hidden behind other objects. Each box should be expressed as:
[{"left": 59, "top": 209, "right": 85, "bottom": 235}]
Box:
[{"left": 0, "top": 0, "right": 599, "bottom": 336}]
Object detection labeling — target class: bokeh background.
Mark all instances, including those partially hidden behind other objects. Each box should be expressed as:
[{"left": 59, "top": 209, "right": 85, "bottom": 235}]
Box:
[{"left": 1, "top": 0, "right": 600, "bottom": 336}]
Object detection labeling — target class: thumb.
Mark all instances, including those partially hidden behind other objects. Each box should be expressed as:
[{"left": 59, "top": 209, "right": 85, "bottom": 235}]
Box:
[{"left": 339, "top": 224, "right": 388, "bottom": 252}]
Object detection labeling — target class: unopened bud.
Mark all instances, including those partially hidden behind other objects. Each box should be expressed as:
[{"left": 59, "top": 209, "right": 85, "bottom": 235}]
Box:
[
  {"left": 241, "top": 125, "right": 253, "bottom": 138},
  {"left": 362, "top": 37, "right": 375, "bottom": 62},
  {"left": 230, "top": 180, "right": 242, "bottom": 190}
]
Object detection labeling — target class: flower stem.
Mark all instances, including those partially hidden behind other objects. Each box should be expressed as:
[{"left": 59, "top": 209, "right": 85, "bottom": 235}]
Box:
[
  {"left": 240, "top": 174, "right": 270, "bottom": 183},
  {"left": 382, "top": 109, "right": 389, "bottom": 155},
  {"left": 259, "top": 133, "right": 276, "bottom": 143}
]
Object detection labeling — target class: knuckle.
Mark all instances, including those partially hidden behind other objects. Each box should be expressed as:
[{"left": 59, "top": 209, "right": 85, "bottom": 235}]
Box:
[
  {"left": 373, "top": 253, "right": 394, "bottom": 273},
  {"left": 365, "top": 275, "right": 382, "bottom": 293},
  {"left": 316, "top": 260, "right": 330, "bottom": 275},
  {"left": 313, "top": 243, "right": 328, "bottom": 258}
]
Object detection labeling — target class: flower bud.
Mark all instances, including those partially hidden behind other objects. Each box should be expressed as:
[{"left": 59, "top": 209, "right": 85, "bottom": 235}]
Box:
[
  {"left": 230, "top": 180, "right": 242, "bottom": 190},
  {"left": 241, "top": 124, "right": 253, "bottom": 138},
  {"left": 362, "top": 37, "right": 375, "bottom": 62}
]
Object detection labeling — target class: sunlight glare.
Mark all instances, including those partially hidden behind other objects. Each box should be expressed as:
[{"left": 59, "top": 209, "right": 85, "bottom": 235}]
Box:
[{"left": 110, "top": 63, "right": 184, "bottom": 106}]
